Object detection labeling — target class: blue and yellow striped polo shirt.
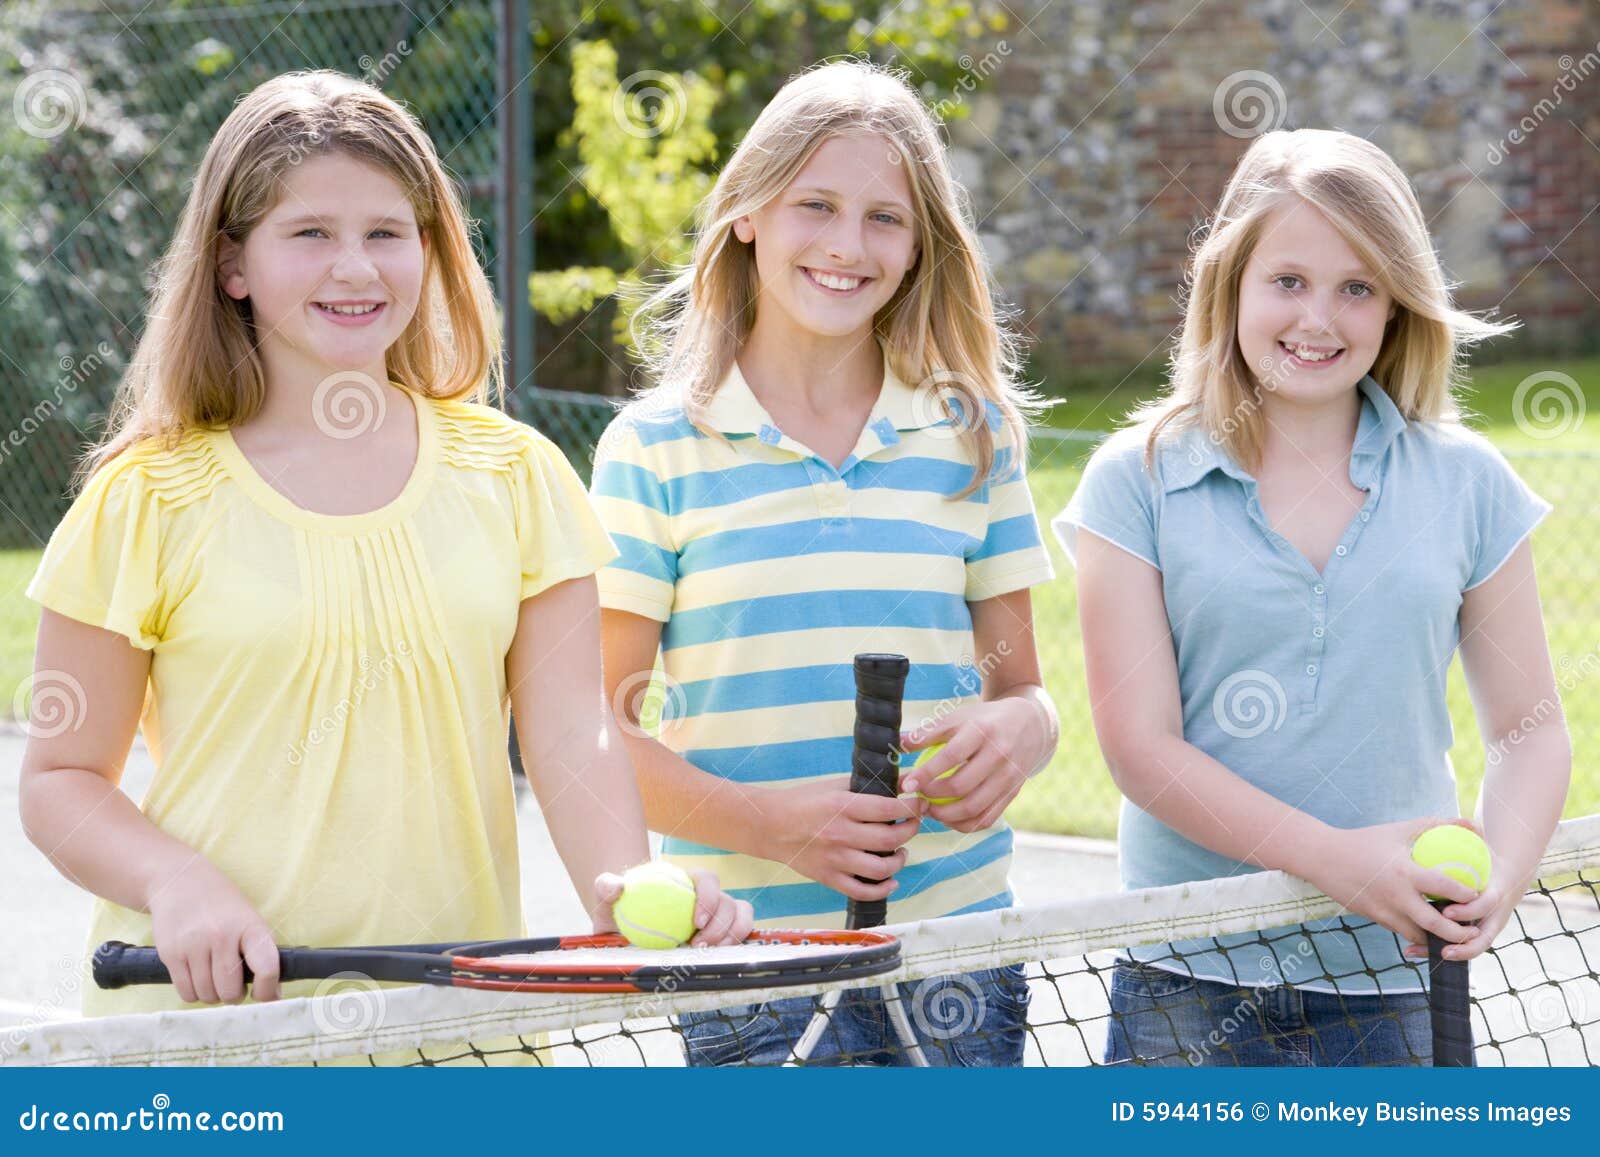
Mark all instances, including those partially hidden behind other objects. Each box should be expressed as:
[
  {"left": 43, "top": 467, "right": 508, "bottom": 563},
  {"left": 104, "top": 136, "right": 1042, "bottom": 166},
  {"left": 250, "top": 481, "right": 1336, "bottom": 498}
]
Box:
[{"left": 589, "top": 352, "right": 1056, "bottom": 926}]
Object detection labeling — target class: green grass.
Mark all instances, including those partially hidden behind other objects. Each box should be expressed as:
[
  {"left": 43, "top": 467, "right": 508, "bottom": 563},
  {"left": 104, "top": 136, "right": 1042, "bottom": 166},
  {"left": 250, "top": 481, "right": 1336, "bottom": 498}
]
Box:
[{"left": 5, "top": 357, "right": 1597, "bottom": 838}]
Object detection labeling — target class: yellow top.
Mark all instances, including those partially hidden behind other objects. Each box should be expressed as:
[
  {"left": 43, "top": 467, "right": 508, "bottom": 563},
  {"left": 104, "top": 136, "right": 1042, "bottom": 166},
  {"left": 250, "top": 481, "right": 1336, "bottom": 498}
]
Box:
[{"left": 27, "top": 390, "right": 617, "bottom": 1059}]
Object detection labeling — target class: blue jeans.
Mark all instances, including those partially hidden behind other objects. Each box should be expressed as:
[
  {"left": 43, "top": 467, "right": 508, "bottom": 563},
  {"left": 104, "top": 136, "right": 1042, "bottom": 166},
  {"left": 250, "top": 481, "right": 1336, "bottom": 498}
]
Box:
[
  {"left": 678, "top": 965, "right": 1030, "bottom": 1066},
  {"left": 1104, "top": 960, "right": 1457, "bottom": 1067}
]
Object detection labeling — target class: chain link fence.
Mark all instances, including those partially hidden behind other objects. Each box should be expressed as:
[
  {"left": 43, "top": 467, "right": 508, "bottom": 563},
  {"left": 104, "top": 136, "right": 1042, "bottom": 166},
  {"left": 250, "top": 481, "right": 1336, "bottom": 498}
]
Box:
[{"left": 1, "top": 0, "right": 499, "bottom": 549}]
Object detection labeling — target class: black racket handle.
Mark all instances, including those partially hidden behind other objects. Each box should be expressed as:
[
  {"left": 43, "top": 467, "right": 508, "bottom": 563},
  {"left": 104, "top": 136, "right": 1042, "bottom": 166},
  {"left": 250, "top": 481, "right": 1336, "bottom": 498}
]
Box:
[
  {"left": 95, "top": 941, "right": 191, "bottom": 989},
  {"left": 1426, "top": 900, "right": 1474, "bottom": 1066},
  {"left": 847, "top": 653, "right": 909, "bottom": 930},
  {"left": 93, "top": 942, "right": 324, "bottom": 988}
]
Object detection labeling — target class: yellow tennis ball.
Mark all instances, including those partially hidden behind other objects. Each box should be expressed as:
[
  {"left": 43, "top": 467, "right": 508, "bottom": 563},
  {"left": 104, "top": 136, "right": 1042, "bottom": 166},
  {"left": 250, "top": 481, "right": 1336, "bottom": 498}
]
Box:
[
  {"left": 615, "top": 862, "right": 698, "bottom": 950},
  {"left": 1410, "top": 825, "right": 1492, "bottom": 899},
  {"left": 906, "top": 740, "right": 963, "bottom": 805}
]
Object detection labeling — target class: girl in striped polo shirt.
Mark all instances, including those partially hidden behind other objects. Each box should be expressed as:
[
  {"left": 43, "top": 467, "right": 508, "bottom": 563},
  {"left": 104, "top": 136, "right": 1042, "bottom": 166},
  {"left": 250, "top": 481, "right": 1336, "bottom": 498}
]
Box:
[{"left": 591, "top": 60, "right": 1061, "bottom": 1066}]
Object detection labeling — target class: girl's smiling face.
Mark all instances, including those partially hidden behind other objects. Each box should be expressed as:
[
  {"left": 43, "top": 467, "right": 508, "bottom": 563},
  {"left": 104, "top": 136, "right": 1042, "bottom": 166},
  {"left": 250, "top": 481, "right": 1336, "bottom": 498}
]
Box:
[
  {"left": 219, "top": 152, "right": 425, "bottom": 385},
  {"left": 1237, "top": 197, "right": 1395, "bottom": 406},
  {"left": 734, "top": 132, "right": 921, "bottom": 341}
]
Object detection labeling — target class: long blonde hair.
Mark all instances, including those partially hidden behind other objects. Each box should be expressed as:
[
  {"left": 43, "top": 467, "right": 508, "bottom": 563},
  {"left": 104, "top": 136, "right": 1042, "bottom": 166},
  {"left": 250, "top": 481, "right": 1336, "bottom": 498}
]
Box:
[
  {"left": 81, "top": 70, "right": 500, "bottom": 484},
  {"left": 1134, "top": 129, "right": 1514, "bottom": 470},
  {"left": 631, "top": 59, "right": 1046, "bottom": 498}
]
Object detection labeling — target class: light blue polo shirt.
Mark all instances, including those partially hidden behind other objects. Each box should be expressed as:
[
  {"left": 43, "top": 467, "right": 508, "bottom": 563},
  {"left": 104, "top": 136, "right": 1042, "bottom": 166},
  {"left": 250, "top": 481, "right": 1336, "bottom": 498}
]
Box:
[{"left": 1054, "top": 375, "right": 1551, "bottom": 994}]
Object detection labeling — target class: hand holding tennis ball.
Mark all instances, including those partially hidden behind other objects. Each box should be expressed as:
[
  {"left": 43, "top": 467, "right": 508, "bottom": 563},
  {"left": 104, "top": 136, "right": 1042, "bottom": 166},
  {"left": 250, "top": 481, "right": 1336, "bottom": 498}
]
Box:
[
  {"left": 598, "top": 863, "right": 755, "bottom": 949},
  {"left": 1410, "top": 824, "right": 1492, "bottom": 900},
  {"left": 902, "top": 740, "right": 963, "bottom": 805}
]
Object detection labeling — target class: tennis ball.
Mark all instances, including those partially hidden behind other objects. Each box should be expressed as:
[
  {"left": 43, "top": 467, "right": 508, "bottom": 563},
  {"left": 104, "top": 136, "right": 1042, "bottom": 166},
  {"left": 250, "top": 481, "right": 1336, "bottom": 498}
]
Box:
[
  {"left": 906, "top": 740, "right": 963, "bottom": 805},
  {"left": 614, "top": 862, "right": 698, "bottom": 950},
  {"left": 1410, "top": 825, "right": 1492, "bottom": 899}
]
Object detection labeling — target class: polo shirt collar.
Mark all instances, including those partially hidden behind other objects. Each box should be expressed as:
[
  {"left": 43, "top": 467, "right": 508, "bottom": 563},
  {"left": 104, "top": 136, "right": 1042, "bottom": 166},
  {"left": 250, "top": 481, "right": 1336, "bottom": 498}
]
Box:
[
  {"left": 703, "top": 347, "right": 966, "bottom": 463},
  {"left": 1158, "top": 375, "right": 1407, "bottom": 493}
]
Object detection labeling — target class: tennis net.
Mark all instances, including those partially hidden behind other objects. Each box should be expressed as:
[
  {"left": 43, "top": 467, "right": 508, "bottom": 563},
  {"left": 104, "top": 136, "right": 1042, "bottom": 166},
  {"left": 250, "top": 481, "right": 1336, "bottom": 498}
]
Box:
[{"left": 6, "top": 814, "right": 1598, "bottom": 1067}]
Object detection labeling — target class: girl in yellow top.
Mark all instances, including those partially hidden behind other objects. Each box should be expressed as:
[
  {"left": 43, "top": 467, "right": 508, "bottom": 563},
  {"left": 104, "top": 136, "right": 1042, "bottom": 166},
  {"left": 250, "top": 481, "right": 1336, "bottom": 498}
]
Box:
[{"left": 19, "top": 71, "right": 751, "bottom": 1035}]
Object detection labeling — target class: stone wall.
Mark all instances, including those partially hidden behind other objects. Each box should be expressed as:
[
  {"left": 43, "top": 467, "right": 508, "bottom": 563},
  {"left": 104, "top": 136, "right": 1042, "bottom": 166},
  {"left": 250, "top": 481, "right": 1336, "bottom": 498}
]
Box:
[{"left": 946, "top": 0, "right": 1600, "bottom": 373}]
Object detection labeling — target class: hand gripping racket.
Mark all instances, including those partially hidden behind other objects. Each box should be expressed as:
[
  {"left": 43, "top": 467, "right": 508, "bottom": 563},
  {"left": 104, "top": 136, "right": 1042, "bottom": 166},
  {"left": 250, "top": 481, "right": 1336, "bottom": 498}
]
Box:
[{"left": 93, "top": 929, "right": 900, "bottom": 995}]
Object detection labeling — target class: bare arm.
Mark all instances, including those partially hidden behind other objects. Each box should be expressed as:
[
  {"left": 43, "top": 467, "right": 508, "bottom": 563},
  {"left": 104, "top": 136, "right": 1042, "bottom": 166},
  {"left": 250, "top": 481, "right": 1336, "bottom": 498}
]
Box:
[
  {"left": 19, "top": 609, "right": 279, "bottom": 1002},
  {"left": 20, "top": 609, "right": 163, "bottom": 906},
  {"left": 1447, "top": 539, "right": 1571, "bottom": 952},
  {"left": 596, "top": 607, "right": 769, "bottom": 855},
  {"left": 507, "top": 577, "right": 650, "bottom": 925}
]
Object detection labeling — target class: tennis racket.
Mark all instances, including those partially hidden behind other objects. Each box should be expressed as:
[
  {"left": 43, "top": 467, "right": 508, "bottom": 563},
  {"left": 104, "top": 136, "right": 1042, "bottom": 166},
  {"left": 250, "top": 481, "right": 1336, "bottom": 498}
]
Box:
[
  {"left": 1425, "top": 900, "right": 1474, "bottom": 1066},
  {"left": 93, "top": 929, "right": 900, "bottom": 995},
  {"left": 846, "top": 652, "right": 910, "bottom": 930}
]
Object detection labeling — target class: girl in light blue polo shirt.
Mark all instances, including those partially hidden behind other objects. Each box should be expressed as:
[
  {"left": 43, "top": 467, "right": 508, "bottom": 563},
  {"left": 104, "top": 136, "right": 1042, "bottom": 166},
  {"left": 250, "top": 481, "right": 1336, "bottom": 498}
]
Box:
[{"left": 1056, "top": 129, "right": 1570, "bottom": 1066}]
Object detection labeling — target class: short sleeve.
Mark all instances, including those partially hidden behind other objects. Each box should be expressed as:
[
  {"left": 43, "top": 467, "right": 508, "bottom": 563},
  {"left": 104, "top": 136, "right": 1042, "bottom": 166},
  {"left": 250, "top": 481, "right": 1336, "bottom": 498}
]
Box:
[
  {"left": 513, "top": 429, "right": 619, "bottom": 600},
  {"left": 1051, "top": 432, "right": 1159, "bottom": 570},
  {"left": 964, "top": 431, "right": 1057, "bottom": 602},
  {"left": 588, "top": 414, "right": 679, "bottom": 622},
  {"left": 26, "top": 452, "right": 166, "bottom": 650},
  {"left": 1464, "top": 439, "right": 1552, "bottom": 590}
]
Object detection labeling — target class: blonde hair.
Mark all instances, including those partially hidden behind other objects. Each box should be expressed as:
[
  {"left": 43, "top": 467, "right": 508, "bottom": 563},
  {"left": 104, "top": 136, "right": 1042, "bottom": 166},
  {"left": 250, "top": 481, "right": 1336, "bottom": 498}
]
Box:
[
  {"left": 1133, "top": 128, "right": 1514, "bottom": 471},
  {"left": 82, "top": 70, "right": 500, "bottom": 483},
  {"left": 631, "top": 58, "right": 1046, "bottom": 499}
]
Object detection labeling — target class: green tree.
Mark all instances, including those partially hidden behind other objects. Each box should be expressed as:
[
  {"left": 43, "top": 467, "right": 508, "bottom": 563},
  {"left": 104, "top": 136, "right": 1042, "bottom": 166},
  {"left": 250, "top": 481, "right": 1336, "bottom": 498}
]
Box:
[{"left": 526, "top": 2, "right": 1012, "bottom": 351}]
